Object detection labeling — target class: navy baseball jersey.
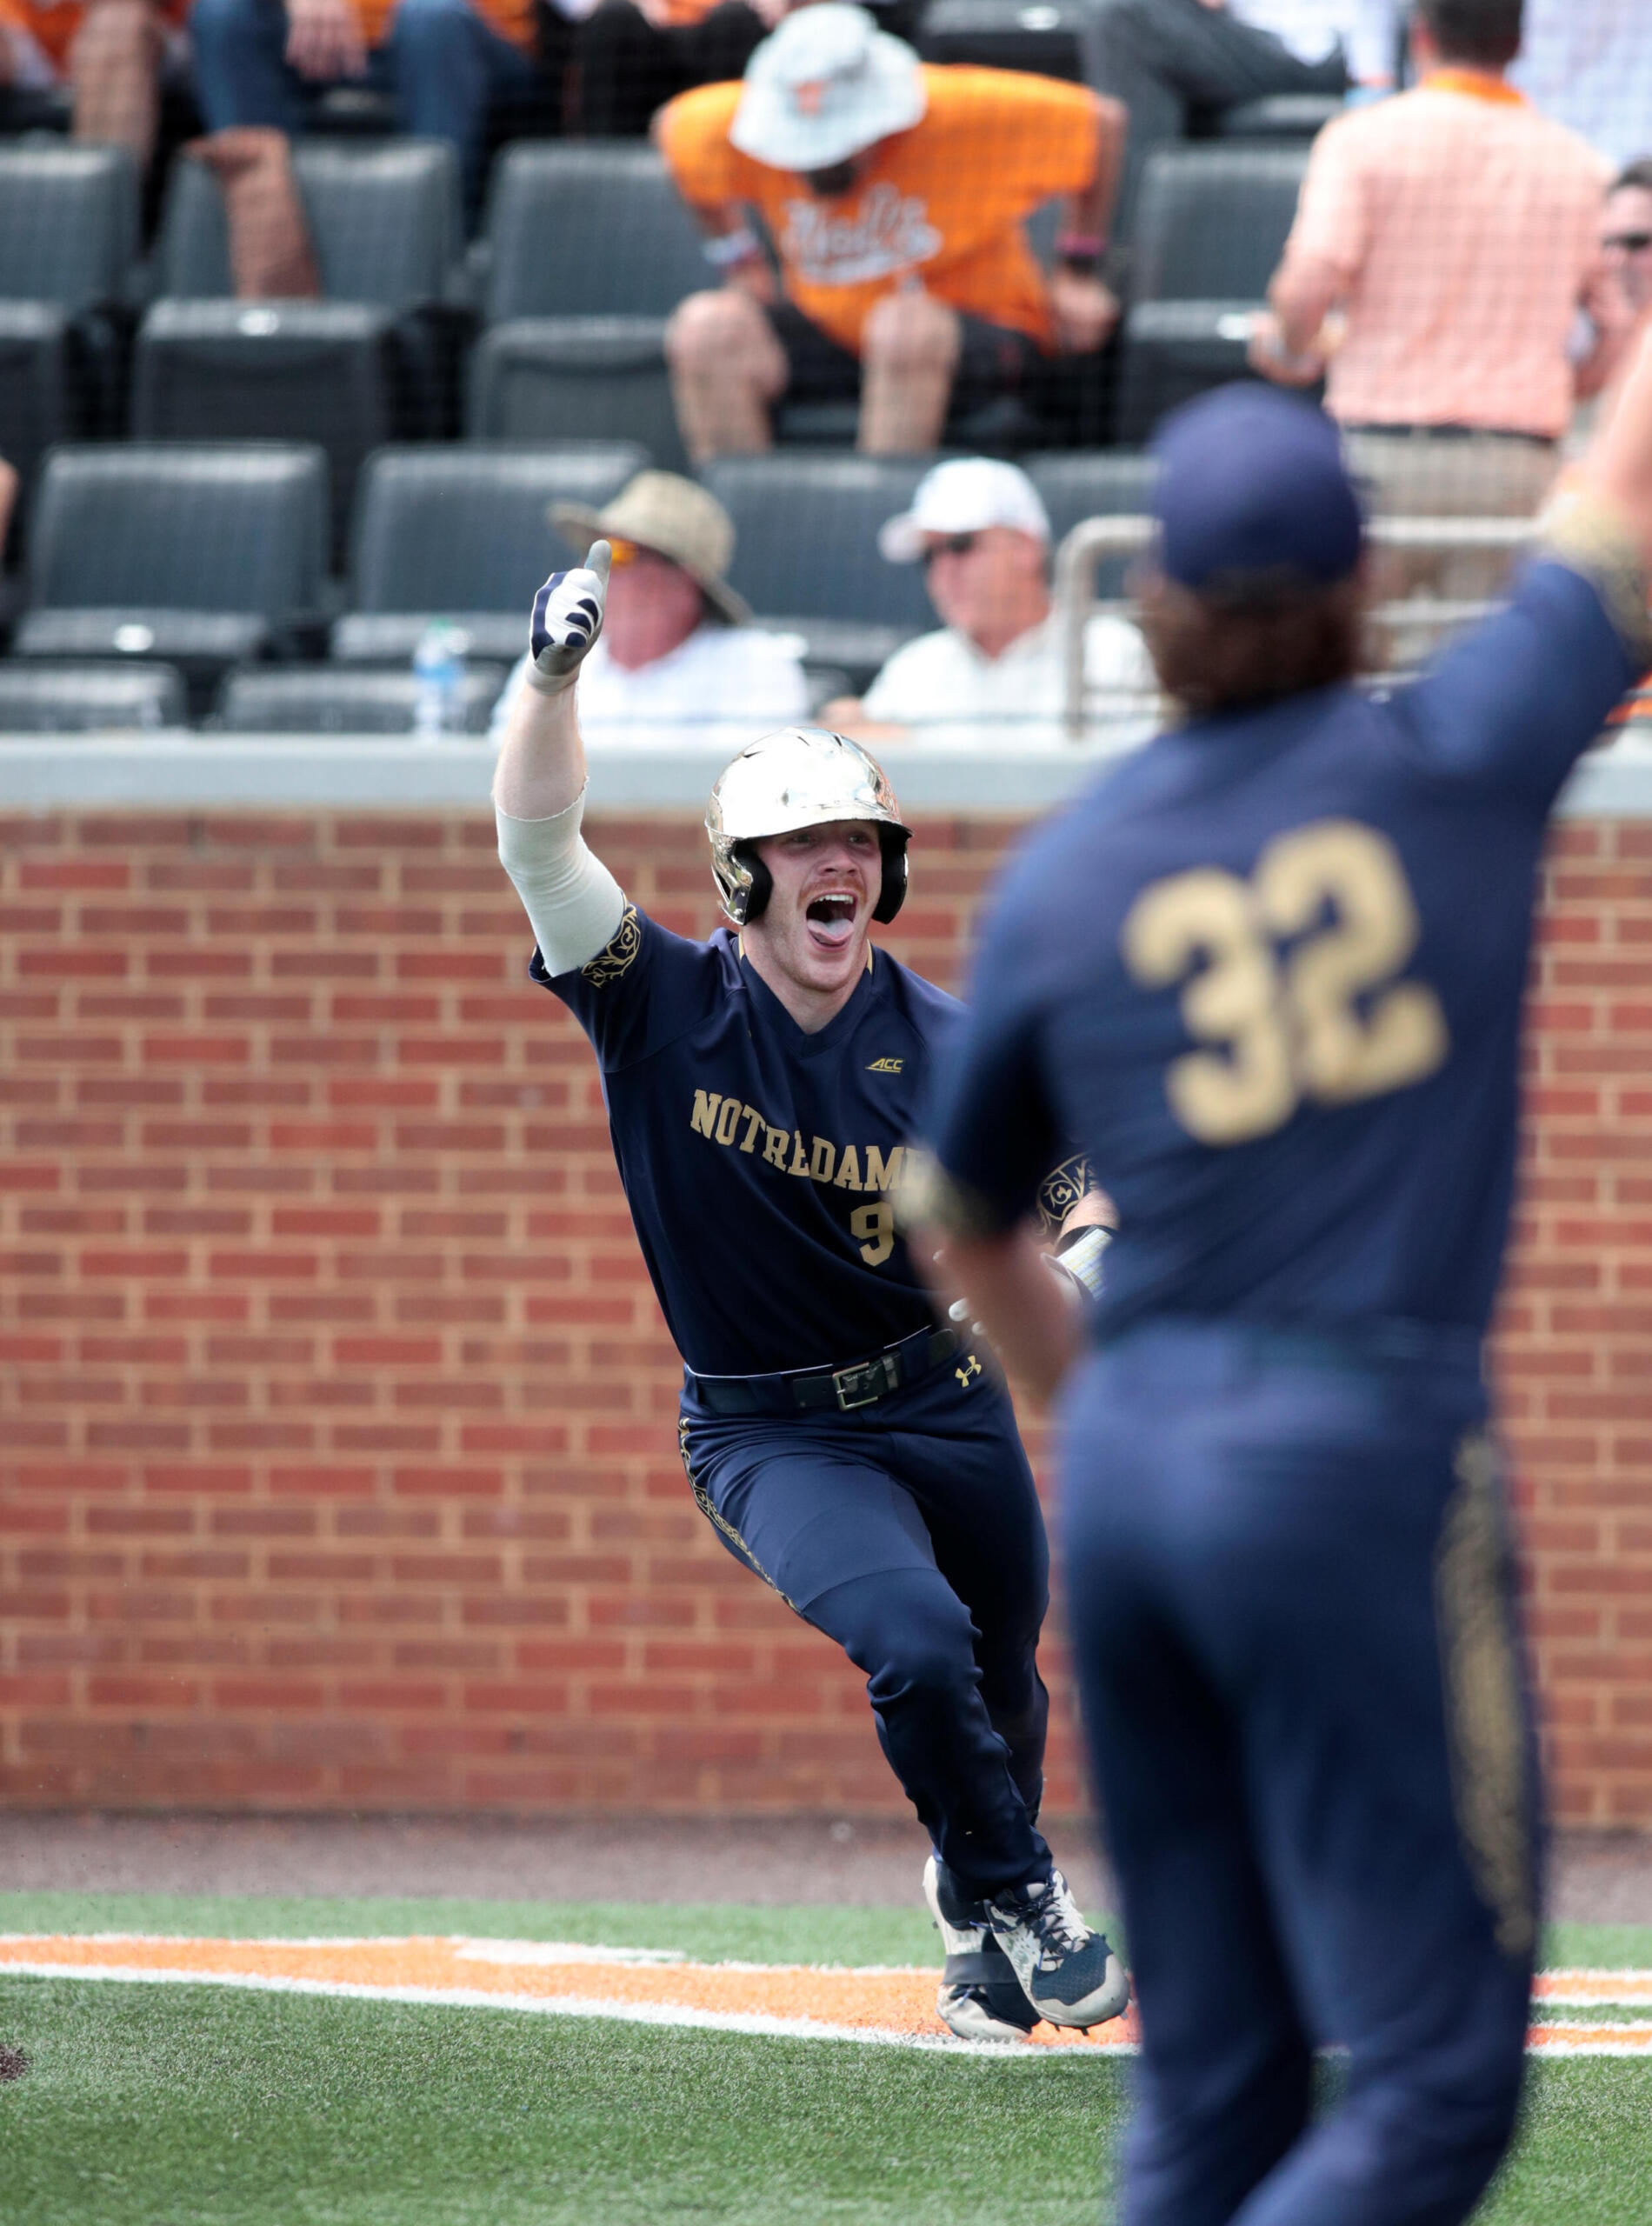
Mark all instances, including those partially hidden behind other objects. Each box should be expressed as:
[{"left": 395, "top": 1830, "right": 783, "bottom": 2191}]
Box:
[
  {"left": 927, "top": 557, "right": 1642, "bottom": 1340},
  {"left": 534, "top": 914, "right": 983, "bottom": 1376}
]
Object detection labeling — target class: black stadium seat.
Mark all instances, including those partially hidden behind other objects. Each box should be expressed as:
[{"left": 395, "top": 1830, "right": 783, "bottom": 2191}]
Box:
[
  {"left": 216, "top": 663, "right": 507, "bottom": 734},
  {"left": 1025, "top": 450, "right": 1156, "bottom": 595},
  {"left": 331, "top": 441, "right": 648, "bottom": 664},
  {"left": 0, "top": 661, "right": 187, "bottom": 730},
  {"left": 0, "top": 144, "right": 140, "bottom": 517},
  {"left": 469, "top": 144, "right": 706, "bottom": 469},
  {"left": 155, "top": 139, "right": 463, "bottom": 308},
  {"left": 132, "top": 300, "right": 403, "bottom": 551},
  {"left": 468, "top": 320, "right": 688, "bottom": 471},
  {"left": 1214, "top": 94, "right": 1343, "bottom": 140},
  {"left": 143, "top": 140, "right": 468, "bottom": 532},
  {"left": 15, "top": 445, "right": 330, "bottom": 705},
  {"left": 482, "top": 143, "right": 704, "bottom": 323},
  {"left": 1116, "top": 145, "right": 1309, "bottom": 443},
  {"left": 698, "top": 454, "right": 938, "bottom": 687},
  {"left": 916, "top": 0, "right": 1084, "bottom": 81}
]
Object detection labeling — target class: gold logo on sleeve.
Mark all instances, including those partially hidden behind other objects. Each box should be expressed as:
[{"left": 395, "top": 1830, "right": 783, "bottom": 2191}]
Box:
[
  {"left": 866, "top": 1057, "right": 904, "bottom": 1073},
  {"left": 580, "top": 903, "right": 642, "bottom": 988}
]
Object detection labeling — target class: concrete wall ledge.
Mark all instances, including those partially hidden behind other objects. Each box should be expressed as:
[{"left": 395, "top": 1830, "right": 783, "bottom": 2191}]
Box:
[{"left": 3, "top": 723, "right": 1651, "bottom": 816}]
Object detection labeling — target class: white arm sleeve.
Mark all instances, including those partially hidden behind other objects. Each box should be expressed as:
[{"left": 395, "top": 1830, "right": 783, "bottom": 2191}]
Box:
[{"left": 496, "top": 784, "right": 626, "bottom": 978}]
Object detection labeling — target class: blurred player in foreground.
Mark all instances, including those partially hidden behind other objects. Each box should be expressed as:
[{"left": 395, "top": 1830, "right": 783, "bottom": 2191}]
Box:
[
  {"left": 492, "top": 548, "right": 1123, "bottom": 2043},
  {"left": 918, "top": 362, "right": 1652, "bottom": 2220}
]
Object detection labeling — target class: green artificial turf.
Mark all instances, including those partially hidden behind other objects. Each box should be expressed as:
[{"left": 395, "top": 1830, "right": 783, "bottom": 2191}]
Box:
[{"left": 0, "top": 1896, "right": 1649, "bottom": 2225}]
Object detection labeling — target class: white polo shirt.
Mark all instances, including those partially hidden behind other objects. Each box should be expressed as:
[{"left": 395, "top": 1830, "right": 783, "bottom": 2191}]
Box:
[
  {"left": 490, "top": 623, "right": 809, "bottom": 747},
  {"left": 859, "top": 610, "right": 1157, "bottom": 749}
]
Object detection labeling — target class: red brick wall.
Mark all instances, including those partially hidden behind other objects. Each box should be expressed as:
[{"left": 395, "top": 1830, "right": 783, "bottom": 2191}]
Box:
[{"left": 1, "top": 807, "right": 1649, "bottom": 1828}]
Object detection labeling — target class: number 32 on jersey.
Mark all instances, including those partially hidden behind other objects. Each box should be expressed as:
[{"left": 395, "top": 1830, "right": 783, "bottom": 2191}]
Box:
[{"left": 1122, "top": 818, "right": 1449, "bottom": 1147}]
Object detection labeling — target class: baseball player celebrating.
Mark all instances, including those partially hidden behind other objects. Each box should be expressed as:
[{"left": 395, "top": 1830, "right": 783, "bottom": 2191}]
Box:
[
  {"left": 920, "top": 362, "right": 1652, "bottom": 2221},
  {"left": 493, "top": 542, "right": 1124, "bottom": 2043}
]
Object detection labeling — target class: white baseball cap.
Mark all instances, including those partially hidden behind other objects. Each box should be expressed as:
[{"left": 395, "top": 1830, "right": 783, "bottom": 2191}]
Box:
[
  {"left": 730, "top": 4, "right": 927, "bottom": 174},
  {"left": 878, "top": 458, "right": 1053, "bottom": 563}
]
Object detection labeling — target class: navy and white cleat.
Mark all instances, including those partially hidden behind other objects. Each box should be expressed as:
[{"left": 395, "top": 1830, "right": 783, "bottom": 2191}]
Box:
[
  {"left": 923, "top": 1854, "right": 1040, "bottom": 2043},
  {"left": 985, "top": 1868, "right": 1129, "bottom": 2029}
]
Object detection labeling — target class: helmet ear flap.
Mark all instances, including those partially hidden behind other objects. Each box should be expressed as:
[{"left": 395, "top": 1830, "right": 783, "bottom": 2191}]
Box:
[
  {"left": 872, "top": 828, "right": 909, "bottom": 924},
  {"left": 735, "top": 842, "right": 773, "bottom": 924}
]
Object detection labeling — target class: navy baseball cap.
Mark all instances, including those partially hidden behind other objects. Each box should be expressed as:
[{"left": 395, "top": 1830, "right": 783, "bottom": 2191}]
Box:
[{"left": 1150, "top": 386, "right": 1364, "bottom": 595}]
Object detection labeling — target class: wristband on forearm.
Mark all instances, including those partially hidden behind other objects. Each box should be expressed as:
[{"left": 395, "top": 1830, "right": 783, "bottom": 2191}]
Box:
[
  {"left": 1056, "top": 230, "right": 1104, "bottom": 275},
  {"left": 703, "top": 225, "right": 760, "bottom": 270}
]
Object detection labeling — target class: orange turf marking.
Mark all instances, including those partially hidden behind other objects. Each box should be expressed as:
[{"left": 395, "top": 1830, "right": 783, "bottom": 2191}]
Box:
[
  {"left": 1, "top": 1938, "right": 1649, "bottom": 2056},
  {"left": 0, "top": 1933, "right": 1137, "bottom": 2049}
]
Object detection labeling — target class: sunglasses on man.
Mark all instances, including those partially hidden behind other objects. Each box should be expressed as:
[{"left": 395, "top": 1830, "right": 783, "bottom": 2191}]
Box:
[{"left": 921, "top": 533, "right": 983, "bottom": 565}]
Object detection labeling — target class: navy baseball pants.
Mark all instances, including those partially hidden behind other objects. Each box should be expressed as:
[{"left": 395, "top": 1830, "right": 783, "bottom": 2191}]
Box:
[
  {"left": 1060, "top": 1322, "right": 1538, "bottom": 2226},
  {"left": 678, "top": 1363, "right": 1052, "bottom": 1899}
]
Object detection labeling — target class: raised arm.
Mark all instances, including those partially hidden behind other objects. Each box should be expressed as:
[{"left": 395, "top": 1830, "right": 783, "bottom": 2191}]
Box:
[
  {"left": 494, "top": 543, "right": 629, "bottom": 979},
  {"left": 493, "top": 542, "right": 610, "bottom": 820}
]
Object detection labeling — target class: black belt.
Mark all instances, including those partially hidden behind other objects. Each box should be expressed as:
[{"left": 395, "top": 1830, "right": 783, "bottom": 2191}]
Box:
[
  {"left": 1342, "top": 423, "right": 1557, "bottom": 449},
  {"left": 686, "top": 1325, "right": 961, "bottom": 1416}
]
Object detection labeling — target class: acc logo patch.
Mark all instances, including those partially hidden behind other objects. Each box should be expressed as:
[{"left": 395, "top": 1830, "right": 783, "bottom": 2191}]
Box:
[
  {"left": 581, "top": 903, "right": 642, "bottom": 989},
  {"left": 866, "top": 1056, "right": 903, "bottom": 1074}
]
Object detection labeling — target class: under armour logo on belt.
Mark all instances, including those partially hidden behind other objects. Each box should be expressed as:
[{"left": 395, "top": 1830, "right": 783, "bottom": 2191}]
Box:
[{"left": 956, "top": 1354, "right": 982, "bottom": 1388}]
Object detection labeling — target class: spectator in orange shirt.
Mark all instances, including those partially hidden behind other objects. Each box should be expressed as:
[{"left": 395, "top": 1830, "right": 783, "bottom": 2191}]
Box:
[
  {"left": 658, "top": 3, "right": 1125, "bottom": 456},
  {"left": 190, "top": 0, "right": 544, "bottom": 207},
  {"left": 0, "top": 0, "right": 190, "bottom": 170},
  {"left": 1249, "top": 0, "right": 1607, "bottom": 579}
]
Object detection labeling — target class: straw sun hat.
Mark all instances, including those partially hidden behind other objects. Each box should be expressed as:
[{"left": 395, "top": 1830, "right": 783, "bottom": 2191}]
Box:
[{"left": 550, "top": 470, "right": 753, "bottom": 625}]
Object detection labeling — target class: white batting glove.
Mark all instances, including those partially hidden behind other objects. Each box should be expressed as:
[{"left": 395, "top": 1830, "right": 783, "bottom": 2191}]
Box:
[{"left": 526, "top": 538, "right": 611, "bottom": 696}]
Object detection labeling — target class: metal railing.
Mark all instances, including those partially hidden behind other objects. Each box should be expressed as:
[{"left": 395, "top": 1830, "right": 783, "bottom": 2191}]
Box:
[{"left": 1055, "top": 514, "right": 1542, "bottom": 740}]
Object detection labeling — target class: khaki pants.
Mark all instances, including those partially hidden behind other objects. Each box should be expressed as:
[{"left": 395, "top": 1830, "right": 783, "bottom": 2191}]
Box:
[{"left": 1343, "top": 431, "right": 1560, "bottom": 619}]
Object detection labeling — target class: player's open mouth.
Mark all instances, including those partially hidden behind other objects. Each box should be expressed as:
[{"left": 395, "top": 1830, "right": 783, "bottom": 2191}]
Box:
[{"left": 805, "top": 891, "right": 858, "bottom": 950}]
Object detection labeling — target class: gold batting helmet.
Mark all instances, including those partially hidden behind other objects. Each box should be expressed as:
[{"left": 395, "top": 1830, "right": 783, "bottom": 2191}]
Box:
[{"left": 705, "top": 727, "right": 911, "bottom": 928}]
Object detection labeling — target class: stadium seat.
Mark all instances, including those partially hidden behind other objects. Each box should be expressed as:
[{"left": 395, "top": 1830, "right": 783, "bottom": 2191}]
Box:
[
  {"left": 15, "top": 445, "right": 330, "bottom": 704},
  {"left": 155, "top": 139, "right": 463, "bottom": 310},
  {"left": 1212, "top": 94, "right": 1343, "bottom": 140},
  {"left": 481, "top": 143, "right": 704, "bottom": 323},
  {"left": 143, "top": 141, "right": 468, "bottom": 525},
  {"left": 132, "top": 300, "right": 404, "bottom": 552},
  {"left": 1115, "top": 145, "right": 1309, "bottom": 443},
  {"left": 0, "top": 660, "right": 187, "bottom": 730},
  {"left": 468, "top": 318, "right": 688, "bottom": 472},
  {"left": 216, "top": 662, "right": 508, "bottom": 734},
  {"left": 916, "top": 0, "right": 1083, "bottom": 80},
  {"left": 1026, "top": 450, "right": 1155, "bottom": 596},
  {"left": 330, "top": 441, "right": 648, "bottom": 664},
  {"left": 0, "top": 144, "right": 140, "bottom": 510},
  {"left": 467, "top": 144, "right": 706, "bottom": 469},
  {"left": 698, "top": 454, "right": 936, "bottom": 686}
]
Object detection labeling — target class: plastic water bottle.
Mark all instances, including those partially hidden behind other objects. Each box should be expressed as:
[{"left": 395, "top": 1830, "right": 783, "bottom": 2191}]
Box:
[{"left": 412, "top": 622, "right": 468, "bottom": 740}]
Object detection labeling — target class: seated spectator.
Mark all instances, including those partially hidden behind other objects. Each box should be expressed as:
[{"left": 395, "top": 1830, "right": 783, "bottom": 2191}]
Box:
[
  {"left": 1080, "top": 1, "right": 1402, "bottom": 254},
  {"left": 0, "top": 0, "right": 188, "bottom": 172},
  {"left": 658, "top": 4, "right": 1125, "bottom": 457},
  {"left": 1563, "top": 158, "right": 1652, "bottom": 413},
  {"left": 1511, "top": 0, "right": 1652, "bottom": 169},
  {"left": 823, "top": 457, "right": 1155, "bottom": 750},
  {"left": 1602, "top": 159, "right": 1652, "bottom": 327},
  {"left": 190, "top": 0, "right": 543, "bottom": 213},
  {"left": 1249, "top": 0, "right": 1608, "bottom": 596},
  {"left": 489, "top": 469, "right": 809, "bottom": 746}
]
